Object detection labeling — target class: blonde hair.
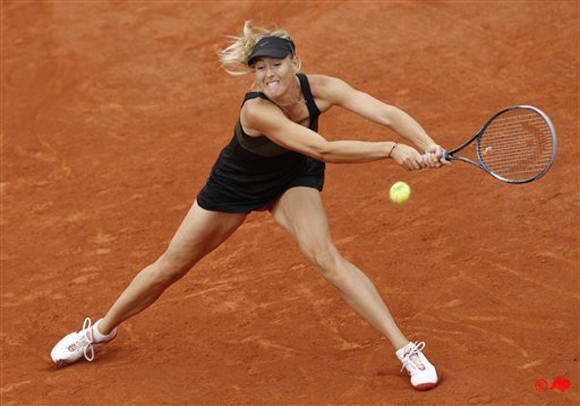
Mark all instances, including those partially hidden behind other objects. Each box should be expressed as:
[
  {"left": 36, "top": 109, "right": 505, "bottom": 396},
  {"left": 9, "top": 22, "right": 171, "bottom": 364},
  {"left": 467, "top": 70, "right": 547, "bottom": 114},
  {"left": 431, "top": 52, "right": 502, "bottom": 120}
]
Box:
[{"left": 218, "top": 20, "right": 294, "bottom": 76}]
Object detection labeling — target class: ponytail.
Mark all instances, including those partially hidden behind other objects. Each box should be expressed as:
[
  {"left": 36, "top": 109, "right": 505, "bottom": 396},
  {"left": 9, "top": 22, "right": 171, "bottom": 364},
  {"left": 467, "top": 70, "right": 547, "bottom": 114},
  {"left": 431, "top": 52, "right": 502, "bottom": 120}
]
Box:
[{"left": 218, "top": 20, "right": 293, "bottom": 76}]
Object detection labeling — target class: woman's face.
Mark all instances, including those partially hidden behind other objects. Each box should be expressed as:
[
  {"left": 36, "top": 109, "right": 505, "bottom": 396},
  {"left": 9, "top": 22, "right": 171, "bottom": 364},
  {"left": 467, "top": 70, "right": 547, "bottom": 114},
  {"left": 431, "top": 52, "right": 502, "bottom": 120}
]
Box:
[{"left": 253, "top": 55, "right": 297, "bottom": 99}]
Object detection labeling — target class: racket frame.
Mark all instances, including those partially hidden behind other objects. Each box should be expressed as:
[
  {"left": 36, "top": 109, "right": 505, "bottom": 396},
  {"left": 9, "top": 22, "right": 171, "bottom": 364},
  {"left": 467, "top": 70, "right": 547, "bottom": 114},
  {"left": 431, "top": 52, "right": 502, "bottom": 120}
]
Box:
[{"left": 445, "top": 105, "right": 557, "bottom": 184}]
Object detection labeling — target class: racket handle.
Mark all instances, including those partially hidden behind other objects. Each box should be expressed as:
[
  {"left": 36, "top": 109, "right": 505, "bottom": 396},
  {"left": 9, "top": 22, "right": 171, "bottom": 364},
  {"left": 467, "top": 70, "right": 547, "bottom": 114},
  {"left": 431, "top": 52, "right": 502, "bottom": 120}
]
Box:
[{"left": 421, "top": 151, "right": 450, "bottom": 163}]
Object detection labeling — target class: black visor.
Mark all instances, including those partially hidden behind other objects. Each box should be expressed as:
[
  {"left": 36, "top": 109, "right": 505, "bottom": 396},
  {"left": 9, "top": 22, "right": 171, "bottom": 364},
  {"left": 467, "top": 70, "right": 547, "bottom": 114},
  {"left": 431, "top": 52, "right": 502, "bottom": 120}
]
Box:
[{"left": 248, "top": 36, "right": 295, "bottom": 66}]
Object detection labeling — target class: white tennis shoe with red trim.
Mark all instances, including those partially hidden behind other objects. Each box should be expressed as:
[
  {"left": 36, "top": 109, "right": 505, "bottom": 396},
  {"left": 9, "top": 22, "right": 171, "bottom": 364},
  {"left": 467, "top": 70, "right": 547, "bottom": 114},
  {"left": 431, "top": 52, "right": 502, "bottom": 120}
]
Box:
[
  {"left": 51, "top": 318, "right": 117, "bottom": 367},
  {"left": 396, "top": 341, "right": 438, "bottom": 390}
]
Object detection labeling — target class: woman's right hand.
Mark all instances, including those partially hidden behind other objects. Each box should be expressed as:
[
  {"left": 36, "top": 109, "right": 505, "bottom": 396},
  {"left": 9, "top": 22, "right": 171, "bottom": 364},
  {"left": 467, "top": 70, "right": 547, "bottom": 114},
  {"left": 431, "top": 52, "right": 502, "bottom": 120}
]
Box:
[{"left": 390, "top": 143, "right": 425, "bottom": 171}]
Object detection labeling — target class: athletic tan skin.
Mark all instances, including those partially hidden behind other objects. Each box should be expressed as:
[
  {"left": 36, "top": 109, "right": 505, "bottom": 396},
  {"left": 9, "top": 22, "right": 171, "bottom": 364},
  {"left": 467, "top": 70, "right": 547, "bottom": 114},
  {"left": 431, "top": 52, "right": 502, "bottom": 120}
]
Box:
[{"left": 97, "top": 53, "right": 449, "bottom": 353}]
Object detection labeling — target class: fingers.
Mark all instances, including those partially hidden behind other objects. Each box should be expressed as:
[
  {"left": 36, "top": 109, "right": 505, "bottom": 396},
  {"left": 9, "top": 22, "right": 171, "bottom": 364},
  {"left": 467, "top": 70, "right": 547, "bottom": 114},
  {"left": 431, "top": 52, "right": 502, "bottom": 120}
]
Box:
[
  {"left": 423, "top": 147, "right": 452, "bottom": 168},
  {"left": 395, "top": 144, "right": 450, "bottom": 171},
  {"left": 430, "top": 145, "right": 451, "bottom": 166},
  {"left": 429, "top": 146, "right": 444, "bottom": 167},
  {"left": 429, "top": 153, "right": 443, "bottom": 168},
  {"left": 421, "top": 152, "right": 441, "bottom": 168},
  {"left": 424, "top": 153, "right": 436, "bottom": 168},
  {"left": 403, "top": 154, "right": 424, "bottom": 171}
]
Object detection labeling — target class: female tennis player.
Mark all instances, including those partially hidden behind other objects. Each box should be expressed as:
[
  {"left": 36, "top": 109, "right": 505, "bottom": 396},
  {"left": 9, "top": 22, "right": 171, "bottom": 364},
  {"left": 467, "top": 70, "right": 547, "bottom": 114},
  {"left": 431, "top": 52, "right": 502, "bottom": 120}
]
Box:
[{"left": 51, "top": 21, "right": 449, "bottom": 391}]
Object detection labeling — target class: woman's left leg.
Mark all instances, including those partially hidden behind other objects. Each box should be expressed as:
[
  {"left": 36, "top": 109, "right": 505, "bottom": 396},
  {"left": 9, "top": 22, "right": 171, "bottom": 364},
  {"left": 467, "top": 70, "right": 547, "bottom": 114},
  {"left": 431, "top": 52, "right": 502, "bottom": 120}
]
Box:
[
  {"left": 270, "top": 187, "right": 409, "bottom": 350},
  {"left": 270, "top": 187, "right": 438, "bottom": 390}
]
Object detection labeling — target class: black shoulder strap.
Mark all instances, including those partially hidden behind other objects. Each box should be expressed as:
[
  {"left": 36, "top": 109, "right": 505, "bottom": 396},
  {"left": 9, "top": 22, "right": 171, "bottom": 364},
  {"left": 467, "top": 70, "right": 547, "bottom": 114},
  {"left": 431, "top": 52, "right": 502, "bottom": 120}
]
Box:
[
  {"left": 296, "top": 73, "right": 320, "bottom": 128},
  {"left": 241, "top": 78, "right": 320, "bottom": 131},
  {"left": 241, "top": 92, "right": 270, "bottom": 107}
]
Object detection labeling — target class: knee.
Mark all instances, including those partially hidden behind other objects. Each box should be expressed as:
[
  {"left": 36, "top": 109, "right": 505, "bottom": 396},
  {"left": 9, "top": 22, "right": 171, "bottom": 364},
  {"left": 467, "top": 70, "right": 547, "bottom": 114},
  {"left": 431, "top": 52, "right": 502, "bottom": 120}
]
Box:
[
  {"left": 302, "top": 242, "right": 344, "bottom": 281},
  {"left": 151, "top": 252, "right": 192, "bottom": 286}
]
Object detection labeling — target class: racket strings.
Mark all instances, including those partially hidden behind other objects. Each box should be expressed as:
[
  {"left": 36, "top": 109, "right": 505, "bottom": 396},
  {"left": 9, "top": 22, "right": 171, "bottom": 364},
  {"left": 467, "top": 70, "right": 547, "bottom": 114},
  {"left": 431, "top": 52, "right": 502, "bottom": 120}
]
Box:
[{"left": 478, "top": 109, "right": 554, "bottom": 181}]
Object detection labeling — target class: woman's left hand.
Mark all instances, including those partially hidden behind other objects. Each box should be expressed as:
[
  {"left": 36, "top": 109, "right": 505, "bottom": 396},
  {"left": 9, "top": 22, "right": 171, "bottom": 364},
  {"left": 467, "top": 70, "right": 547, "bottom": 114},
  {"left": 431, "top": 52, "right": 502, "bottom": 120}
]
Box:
[{"left": 423, "top": 143, "right": 451, "bottom": 168}]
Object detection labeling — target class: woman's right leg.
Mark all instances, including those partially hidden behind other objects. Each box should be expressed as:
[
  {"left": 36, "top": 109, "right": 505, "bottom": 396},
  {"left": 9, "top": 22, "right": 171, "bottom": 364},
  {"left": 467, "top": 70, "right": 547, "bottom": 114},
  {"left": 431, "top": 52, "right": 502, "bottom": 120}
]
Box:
[
  {"left": 52, "top": 200, "right": 246, "bottom": 366},
  {"left": 97, "top": 200, "right": 247, "bottom": 334}
]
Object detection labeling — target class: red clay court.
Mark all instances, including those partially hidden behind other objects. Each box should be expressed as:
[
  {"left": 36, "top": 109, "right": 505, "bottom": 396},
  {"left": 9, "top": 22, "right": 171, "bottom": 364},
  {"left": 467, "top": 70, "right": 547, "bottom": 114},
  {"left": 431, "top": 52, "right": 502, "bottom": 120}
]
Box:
[{"left": 1, "top": 1, "right": 578, "bottom": 405}]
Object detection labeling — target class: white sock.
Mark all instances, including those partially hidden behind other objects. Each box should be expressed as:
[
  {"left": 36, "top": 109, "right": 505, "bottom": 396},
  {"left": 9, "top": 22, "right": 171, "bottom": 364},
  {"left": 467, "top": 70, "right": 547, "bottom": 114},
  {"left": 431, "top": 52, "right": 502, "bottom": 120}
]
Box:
[
  {"left": 396, "top": 342, "right": 413, "bottom": 360},
  {"left": 92, "top": 319, "right": 117, "bottom": 343}
]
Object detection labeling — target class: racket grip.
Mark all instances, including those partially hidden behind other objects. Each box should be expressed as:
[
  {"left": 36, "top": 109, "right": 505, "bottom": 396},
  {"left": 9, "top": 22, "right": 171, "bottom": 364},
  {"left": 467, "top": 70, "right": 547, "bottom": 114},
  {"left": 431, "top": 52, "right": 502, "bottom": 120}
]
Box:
[{"left": 421, "top": 151, "right": 450, "bottom": 163}]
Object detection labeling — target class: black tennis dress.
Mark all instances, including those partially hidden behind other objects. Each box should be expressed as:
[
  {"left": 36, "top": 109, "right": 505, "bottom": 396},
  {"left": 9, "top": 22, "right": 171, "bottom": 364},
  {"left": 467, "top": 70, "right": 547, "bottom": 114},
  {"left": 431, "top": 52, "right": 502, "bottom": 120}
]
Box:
[{"left": 196, "top": 73, "right": 325, "bottom": 213}]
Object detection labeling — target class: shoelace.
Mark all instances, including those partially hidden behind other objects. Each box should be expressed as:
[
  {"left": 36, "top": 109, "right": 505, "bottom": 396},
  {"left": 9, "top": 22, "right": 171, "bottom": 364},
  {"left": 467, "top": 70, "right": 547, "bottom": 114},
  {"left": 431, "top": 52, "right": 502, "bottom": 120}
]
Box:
[
  {"left": 79, "top": 317, "right": 95, "bottom": 362},
  {"left": 399, "top": 341, "right": 426, "bottom": 373}
]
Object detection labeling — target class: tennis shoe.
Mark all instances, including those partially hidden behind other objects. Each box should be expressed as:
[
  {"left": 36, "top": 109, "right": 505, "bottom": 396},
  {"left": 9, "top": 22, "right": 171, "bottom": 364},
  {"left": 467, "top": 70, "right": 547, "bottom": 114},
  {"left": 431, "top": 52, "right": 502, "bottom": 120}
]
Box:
[
  {"left": 51, "top": 318, "right": 117, "bottom": 367},
  {"left": 396, "top": 341, "right": 438, "bottom": 390}
]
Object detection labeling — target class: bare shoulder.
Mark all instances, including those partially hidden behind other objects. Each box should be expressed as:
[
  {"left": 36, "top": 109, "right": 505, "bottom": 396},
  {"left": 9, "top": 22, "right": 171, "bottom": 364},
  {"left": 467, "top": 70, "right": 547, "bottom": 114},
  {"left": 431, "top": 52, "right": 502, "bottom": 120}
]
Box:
[
  {"left": 241, "top": 96, "right": 274, "bottom": 116},
  {"left": 305, "top": 74, "right": 353, "bottom": 109},
  {"left": 305, "top": 74, "right": 343, "bottom": 95},
  {"left": 240, "top": 97, "right": 286, "bottom": 136}
]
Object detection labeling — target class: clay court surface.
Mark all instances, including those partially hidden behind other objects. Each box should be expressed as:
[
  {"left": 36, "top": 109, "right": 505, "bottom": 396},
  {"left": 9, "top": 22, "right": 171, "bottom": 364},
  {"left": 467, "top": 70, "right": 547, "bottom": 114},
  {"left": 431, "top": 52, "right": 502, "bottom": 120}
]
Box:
[{"left": 1, "top": 1, "right": 579, "bottom": 405}]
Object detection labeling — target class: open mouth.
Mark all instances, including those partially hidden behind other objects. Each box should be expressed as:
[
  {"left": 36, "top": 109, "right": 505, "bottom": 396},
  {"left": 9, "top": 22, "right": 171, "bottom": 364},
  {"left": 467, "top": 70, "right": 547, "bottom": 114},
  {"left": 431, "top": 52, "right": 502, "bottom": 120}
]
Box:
[{"left": 266, "top": 80, "right": 280, "bottom": 90}]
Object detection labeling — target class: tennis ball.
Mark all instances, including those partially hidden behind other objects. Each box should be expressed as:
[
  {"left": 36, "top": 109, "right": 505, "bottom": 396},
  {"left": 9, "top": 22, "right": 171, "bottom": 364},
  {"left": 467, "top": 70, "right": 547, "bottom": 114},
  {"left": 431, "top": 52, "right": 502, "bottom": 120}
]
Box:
[{"left": 389, "top": 181, "right": 411, "bottom": 204}]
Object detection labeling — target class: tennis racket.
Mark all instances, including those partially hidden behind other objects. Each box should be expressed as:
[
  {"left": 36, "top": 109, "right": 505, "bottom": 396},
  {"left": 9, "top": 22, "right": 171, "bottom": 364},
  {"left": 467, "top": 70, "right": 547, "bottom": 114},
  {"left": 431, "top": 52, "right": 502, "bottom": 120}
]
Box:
[{"left": 424, "top": 105, "right": 557, "bottom": 184}]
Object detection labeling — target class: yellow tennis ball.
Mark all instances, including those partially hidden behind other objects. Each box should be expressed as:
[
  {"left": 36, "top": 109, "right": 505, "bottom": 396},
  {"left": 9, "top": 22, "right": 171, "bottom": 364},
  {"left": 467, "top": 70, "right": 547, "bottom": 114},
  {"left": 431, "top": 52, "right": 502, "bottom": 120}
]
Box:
[{"left": 389, "top": 181, "right": 411, "bottom": 204}]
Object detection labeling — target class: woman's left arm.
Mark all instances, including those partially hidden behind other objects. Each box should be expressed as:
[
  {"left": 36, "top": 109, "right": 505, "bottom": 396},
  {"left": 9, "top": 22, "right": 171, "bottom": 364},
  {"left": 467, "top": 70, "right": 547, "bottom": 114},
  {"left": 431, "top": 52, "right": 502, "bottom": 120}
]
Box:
[{"left": 316, "top": 75, "right": 448, "bottom": 168}]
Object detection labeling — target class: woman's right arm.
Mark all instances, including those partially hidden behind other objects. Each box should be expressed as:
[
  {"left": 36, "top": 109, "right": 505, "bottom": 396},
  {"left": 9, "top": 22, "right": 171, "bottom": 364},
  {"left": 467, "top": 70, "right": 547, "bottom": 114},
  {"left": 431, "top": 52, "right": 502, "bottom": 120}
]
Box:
[{"left": 243, "top": 100, "right": 421, "bottom": 168}]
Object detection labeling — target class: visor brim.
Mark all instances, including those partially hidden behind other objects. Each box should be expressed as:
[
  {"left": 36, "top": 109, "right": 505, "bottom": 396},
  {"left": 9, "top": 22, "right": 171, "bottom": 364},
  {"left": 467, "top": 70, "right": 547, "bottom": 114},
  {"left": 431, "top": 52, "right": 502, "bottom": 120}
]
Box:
[{"left": 248, "top": 49, "right": 291, "bottom": 66}]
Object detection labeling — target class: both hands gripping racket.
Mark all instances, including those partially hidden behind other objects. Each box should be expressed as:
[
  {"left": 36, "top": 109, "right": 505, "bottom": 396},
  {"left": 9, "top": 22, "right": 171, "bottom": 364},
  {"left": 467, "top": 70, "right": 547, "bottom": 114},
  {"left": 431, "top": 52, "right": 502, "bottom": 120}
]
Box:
[{"left": 426, "top": 105, "right": 557, "bottom": 184}]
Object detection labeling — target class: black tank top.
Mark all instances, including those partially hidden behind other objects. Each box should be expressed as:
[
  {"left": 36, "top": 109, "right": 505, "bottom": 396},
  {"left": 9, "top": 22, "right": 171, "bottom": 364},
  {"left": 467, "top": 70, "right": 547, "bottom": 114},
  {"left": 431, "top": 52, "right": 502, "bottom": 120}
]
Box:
[
  {"left": 235, "top": 73, "right": 320, "bottom": 156},
  {"left": 210, "top": 73, "right": 320, "bottom": 175},
  {"left": 196, "top": 73, "right": 325, "bottom": 213}
]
